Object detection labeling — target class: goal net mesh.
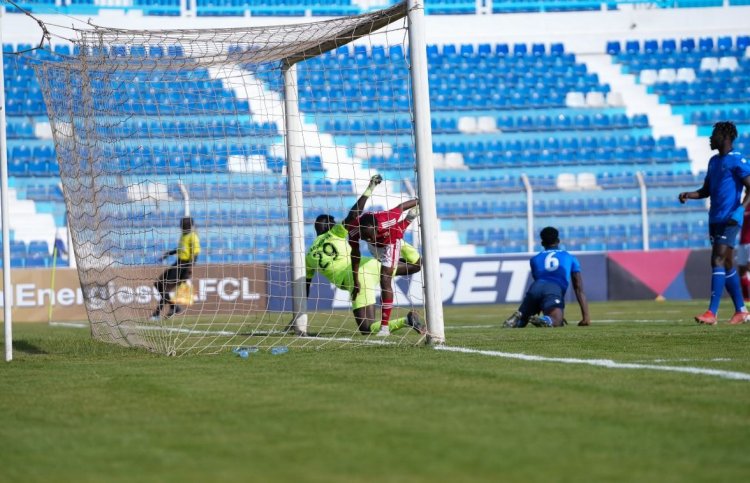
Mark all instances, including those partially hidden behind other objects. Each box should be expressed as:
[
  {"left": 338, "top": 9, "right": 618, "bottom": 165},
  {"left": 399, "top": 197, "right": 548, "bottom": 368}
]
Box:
[{"left": 33, "top": 1, "right": 428, "bottom": 355}]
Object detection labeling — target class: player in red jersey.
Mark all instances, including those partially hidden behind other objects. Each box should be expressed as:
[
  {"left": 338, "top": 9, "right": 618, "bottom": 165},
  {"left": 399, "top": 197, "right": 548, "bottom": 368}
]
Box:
[
  {"left": 348, "top": 198, "right": 421, "bottom": 336},
  {"left": 737, "top": 210, "right": 750, "bottom": 302}
]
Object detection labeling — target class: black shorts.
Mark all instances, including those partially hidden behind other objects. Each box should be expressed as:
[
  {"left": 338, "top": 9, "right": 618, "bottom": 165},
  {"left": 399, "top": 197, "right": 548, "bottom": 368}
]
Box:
[{"left": 159, "top": 262, "right": 192, "bottom": 287}]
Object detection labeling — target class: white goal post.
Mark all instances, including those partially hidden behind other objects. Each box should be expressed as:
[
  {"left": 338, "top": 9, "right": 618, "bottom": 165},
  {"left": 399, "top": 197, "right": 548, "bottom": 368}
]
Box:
[{"left": 24, "top": 0, "right": 443, "bottom": 355}]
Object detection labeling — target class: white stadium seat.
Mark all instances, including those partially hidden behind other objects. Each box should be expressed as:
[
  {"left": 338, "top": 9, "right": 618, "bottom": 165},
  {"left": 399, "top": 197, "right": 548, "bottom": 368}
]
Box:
[
  {"left": 657, "top": 68, "right": 676, "bottom": 83},
  {"left": 606, "top": 91, "right": 624, "bottom": 107},
  {"left": 444, "top": 153, "right": 466, "bottom": 169},
  {"left": 699, "top": 57, "right": 719, "bottom": 72},
  {"left": 432, "top": 153, "right": 446, "bottom": 169},
  {"left": 556, "top": 173, "right": 577, "bottom": 190},
  {"left": 639, "top": 69, "right": 657, "bottom": 85},
  {"left": 585, "top": 91, "right": 606, "bottom": 107},
  {"left": 477, "top": 116, "right": 497, "bottom": 133},
  {"left": 457, "top": 116, "right": 478, "bottom": 133},
  {"left": 718, "top": 56, "right": 739, "bottom": 71},
  {"left": 676, "top": 67, "right": 696, "bottom": 83},
  {"left": 565, "top": 91, "right": 585, "bottom": 108},
  {"left": 576, "top": 172, "right": 598, "bottom": 190}
]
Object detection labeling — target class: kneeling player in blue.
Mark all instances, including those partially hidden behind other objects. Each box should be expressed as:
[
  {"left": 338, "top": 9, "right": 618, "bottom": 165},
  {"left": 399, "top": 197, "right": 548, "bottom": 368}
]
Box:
[{"left": 502, "top": 227, "right": 591, "bottom": 328}]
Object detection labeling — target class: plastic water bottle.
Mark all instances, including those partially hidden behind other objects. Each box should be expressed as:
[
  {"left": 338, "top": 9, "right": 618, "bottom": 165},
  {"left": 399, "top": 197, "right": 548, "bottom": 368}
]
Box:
[
  {"left": 270, "top": 346, "right": 288, "bottom": 355},
  {"left": 233, "top": 346, "right": 259, "bottom": 358}
]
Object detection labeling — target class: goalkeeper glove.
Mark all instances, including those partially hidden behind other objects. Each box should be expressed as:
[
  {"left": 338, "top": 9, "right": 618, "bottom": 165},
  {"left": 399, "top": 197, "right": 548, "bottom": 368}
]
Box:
[
  {"left": 363, "top": 174, "right": 383, "bottom": 197},
  {"left": 406, "top": 204, "right": 420, "bottom": 222}
]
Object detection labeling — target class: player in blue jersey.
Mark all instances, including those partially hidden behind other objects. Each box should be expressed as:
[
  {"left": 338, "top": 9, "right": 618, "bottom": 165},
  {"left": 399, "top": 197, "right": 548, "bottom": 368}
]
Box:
[
  {"left": 502, "top": 226, "right": 591, "bottom": 328},
  {"left": 679, "top": 121, "right": 750, "bottom": 325}
]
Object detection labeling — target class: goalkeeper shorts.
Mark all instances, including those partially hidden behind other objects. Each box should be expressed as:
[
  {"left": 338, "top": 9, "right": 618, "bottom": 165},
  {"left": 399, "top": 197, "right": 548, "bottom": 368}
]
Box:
[{"left": 352, "top": 257, "right": 381, "bottom": 310}]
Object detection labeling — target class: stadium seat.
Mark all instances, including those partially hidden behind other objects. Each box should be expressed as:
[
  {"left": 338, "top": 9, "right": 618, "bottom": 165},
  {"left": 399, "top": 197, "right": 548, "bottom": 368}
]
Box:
[
  {"left": 680, "top": 38, "right": 696, "bottom": 52},
  {"left": 565, "top": 91, "right": 585, "bottom": 107},
  {"left": 550, "top": 43, "right": 564, "bottom": 56},
  {"left": 676, "top": 67, "right": 696, "bottom": 83},
  {"left": 639, "top": 69, "right": 657, "bottom": 85},
  {"left": 699, "top": 37, "right": 715, "bottom": 52},
  {"left": 718, "top": 56, "right": 739, "bottom": 70},
  {"left": 606, "top": 41, "right": 621, "bottom": 55},
  {"left": 657, "top": 68, "right": 677, "bottom": 83},
  {"left": 644, "top": 39, "right": 659, "bottom": 54},
  {"left": 513, "top": 43, "right": 528, "bottom": 56},
  {"left": 585, "top": 91, "right": 605, "bottom": 107},
  {"left": 717, "top": 36, "right": 733, "bottom": 52},
  {"left": 699, "top": 57, "right": 719, "bottom": 71},
  {"left": 662, "top": 39, "right": 677, "bottom": 54}
]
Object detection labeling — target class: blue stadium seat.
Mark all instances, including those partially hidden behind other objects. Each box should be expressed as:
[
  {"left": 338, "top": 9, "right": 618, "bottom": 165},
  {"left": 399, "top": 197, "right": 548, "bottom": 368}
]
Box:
[
  {"left": 717, "top": 36, "right": 733, "bottom": 52},
  {"left": 699, "top": 37, "right": 715, "bottom": 52},
  {"left": 644, "top": 39, "right": 659, "bottom": 54},
  {"left": 477, "top": 43, "right": 492, "bottom": 56},
  {"left": 550, "top": 43, "right": 564, "bottom": 56},
  {"left": 606, "top": 41, "right": 621, "bottom": 55},
  {"left": 460, "top": 44, "right": 474, "bottom": 57},
  {"left": 680, "top": 37, "right": 696, "bottom": 52}
]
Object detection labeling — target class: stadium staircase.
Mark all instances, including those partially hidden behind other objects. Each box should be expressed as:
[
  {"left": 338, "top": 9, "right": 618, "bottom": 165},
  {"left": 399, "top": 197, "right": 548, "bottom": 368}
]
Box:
[
  {"left": 581, "top": 52, "right": 713, "bottom": 173},
  {"left": 210, "top": 62, "right": 475, "bottom": 256}
]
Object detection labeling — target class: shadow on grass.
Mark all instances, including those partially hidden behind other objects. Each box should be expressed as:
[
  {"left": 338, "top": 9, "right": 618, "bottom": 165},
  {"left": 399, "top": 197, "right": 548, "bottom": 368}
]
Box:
[{"left": 12, "top": 340, "right": 48, "bottom": 355}]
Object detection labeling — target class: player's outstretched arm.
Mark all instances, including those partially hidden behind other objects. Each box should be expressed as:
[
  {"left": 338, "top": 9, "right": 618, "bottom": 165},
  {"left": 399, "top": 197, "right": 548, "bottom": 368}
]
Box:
[
  {"left": 344, "top": 174, "right": 382, "bottom": 226},
  {"left": 396, "top": 198, "right": 419, "bottom": 213},
  {"left": 162, "top": 248, "right": 177, "bottom": 260},
  {"left": 571, "top": 272, "right": 591, "bottom": 326}
]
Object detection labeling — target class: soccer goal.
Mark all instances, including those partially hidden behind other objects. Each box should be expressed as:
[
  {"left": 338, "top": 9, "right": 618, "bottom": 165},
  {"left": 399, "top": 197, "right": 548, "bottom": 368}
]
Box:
[{"left": 31, "top": 0, "right": 444, "bottom": 355}]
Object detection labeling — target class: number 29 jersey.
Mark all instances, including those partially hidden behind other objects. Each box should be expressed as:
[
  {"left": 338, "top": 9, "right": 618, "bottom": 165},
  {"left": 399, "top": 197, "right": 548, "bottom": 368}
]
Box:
[
  {"left": 305, "top": 223, "right": 353, "bottom": 289},
  {"left": 529, "top": 249, "right": 581, "bottom": 294}
]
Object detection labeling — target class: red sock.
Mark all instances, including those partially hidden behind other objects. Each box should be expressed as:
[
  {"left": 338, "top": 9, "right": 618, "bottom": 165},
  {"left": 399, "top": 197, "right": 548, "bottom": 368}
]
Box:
[
  {"left": 381, "top": 295, "right": 393, "bottom": 328},
  {"left": 742, "top": 274, "right": 750, "bottom": 301}
]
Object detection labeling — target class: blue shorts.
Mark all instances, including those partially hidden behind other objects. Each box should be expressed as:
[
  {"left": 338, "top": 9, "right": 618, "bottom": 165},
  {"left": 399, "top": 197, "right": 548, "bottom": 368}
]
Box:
[
  {"left": 709, "top": 222, "right": 741, "bottom": 248},
  {"left": 519, "top": 280, "right": 565, "bottom": 320}
]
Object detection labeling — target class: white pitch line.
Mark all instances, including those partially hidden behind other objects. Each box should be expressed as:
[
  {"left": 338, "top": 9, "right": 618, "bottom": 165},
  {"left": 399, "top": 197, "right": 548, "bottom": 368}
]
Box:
[
  {"left": 49, "top": 322, "right": 88, "bottom": 329},
  {"left": 435, "top": 345, "right": 750, "bottom": 381},
  {"left": 633, "top": 358, "right": 733, "bottom": 363}
]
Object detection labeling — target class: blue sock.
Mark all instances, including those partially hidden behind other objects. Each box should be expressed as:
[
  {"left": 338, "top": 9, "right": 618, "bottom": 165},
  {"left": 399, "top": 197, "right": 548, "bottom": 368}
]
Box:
[
  {"left": 709, "top": 267, "right": 725, "bottom": 315},
  {"left": 725, "top": 269, "right": 746, "bottom": 313}
]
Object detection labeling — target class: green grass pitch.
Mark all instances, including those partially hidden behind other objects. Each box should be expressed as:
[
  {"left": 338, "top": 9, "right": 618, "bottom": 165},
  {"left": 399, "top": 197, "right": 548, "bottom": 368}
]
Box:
[{"left": 2, "top": 299, "right": 750, "bottom": 482}]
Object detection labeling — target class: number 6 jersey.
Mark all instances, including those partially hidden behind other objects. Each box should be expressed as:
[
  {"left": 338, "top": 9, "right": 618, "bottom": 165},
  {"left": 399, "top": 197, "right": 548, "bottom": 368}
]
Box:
[{"left": 529, "top": 249, "right": 581, "bottom": 294}]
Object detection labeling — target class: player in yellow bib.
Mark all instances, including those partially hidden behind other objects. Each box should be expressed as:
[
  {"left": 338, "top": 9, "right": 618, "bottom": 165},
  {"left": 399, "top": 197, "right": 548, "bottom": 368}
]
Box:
[
  {"left": 305, "top": 175, "right": 425, "bottom": 335},
  {"left": 152, "top": 216, "right": 201, "bottom": 320}
]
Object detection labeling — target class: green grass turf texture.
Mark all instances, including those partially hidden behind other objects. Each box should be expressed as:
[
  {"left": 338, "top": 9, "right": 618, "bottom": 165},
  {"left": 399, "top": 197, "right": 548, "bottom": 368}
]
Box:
[{"left": 1, "top": 299, "right": 749, "bottom": 482}]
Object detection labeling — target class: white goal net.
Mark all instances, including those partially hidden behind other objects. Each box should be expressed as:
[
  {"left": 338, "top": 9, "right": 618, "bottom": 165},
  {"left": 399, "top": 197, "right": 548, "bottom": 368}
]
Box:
[{"left": 32, "top": 1, "right": 442, "bottom": 355}]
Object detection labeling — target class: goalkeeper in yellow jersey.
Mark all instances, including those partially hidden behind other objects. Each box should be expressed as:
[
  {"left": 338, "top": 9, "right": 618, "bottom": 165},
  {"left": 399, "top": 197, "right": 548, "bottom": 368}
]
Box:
[
  {"left": 305, "top": 175, "right": 425, "bottom": 335},
  {"left": 151, "top": 216, "right": 201, "bottom": 320}
]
